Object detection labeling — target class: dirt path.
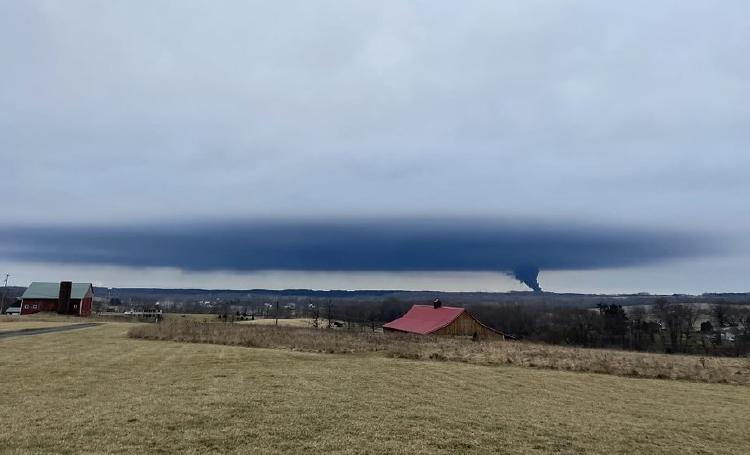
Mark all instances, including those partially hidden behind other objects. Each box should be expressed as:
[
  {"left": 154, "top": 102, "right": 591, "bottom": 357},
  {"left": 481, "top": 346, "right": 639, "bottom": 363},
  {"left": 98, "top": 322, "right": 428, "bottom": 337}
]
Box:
[{"left": 0, "top": 323, "right": 101, "bottom": 339}]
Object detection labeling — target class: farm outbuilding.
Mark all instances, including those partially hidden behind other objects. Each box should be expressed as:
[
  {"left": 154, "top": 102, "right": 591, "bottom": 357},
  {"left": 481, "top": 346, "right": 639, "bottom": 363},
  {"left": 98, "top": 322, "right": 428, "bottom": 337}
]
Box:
[
  {"left": 383, "top": 299, "right": 505, "bottom": 339},
  {"left": 20, "top": 281, "right": 94, "bottom": 317}
]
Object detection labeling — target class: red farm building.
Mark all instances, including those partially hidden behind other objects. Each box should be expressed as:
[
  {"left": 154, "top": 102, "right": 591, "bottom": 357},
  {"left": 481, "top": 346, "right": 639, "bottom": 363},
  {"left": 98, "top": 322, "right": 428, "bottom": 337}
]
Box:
[
  {"left": 383, "top": 299, "right": 505, "bottom": 339},
  {"left": 19, "top": 281, "right": 94, "bottom": 317}
]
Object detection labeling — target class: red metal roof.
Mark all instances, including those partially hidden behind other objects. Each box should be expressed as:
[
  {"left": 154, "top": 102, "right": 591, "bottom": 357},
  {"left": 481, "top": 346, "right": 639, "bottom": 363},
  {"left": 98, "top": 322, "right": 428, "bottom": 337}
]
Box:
[{"left": 382, "top": 305, "right": 465, "bottom": 335}]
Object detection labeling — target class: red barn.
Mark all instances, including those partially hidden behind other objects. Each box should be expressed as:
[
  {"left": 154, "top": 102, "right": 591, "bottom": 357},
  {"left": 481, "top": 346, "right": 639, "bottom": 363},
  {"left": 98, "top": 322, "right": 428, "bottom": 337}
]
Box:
[
  {"left": 19, "top": 281, "right": 94, "bottom": 317},
  {"left": 383, "top": 299, "right": 505, "bottom": 339}
]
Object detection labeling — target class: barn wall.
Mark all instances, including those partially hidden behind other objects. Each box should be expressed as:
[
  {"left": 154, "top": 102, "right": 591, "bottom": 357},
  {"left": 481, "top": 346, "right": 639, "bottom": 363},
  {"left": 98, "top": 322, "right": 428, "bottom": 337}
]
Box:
[
  {"left": 433, "top": 312, "right": 503, "bottom": 339},
  {"left": 69, "top": 299, "right": 81, "bottom": 315},
  {"left": 20, "top": 301, "right": 40, "bottom": 315},
  {"left": 19, "top": 298, "right": 87, "bottom": 315},
  {"left": 20, "top": 299, "right": 57, "bottom": 315},
  {"left": 80, "top": 296, "right": 93, "bottom": 317}
]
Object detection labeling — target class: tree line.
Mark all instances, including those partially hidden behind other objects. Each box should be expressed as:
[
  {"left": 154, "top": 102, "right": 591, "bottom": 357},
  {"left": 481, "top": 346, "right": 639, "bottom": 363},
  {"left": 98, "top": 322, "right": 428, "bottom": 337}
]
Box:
[
  {"left": 315, "top": 297, "right": 750, "bottom": 357},
  {"left": 103, "top": 293, "right": 750, "bottom": 357},
  {"left": 464, "top": 299, "right": 750, "bottom": 356}
]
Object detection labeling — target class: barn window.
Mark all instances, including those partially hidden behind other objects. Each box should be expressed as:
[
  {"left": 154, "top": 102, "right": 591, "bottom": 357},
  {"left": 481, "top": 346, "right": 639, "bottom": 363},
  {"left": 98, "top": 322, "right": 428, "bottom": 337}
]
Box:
[
  {"left": 32, "top": 304, "right": 38, "bottom": 309},
  {"left": 24, "top": 304, "right": 29, "bottom": 309}
]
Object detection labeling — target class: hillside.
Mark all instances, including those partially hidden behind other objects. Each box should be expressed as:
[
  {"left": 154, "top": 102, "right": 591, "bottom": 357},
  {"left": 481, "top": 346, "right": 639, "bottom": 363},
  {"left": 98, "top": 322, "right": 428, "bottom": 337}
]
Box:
[
  {"left": 97, "top": 287, "right": 750, "bottom": 307},
  {"left": 1, "top": 323, "right": 748, "bottom": 454}
]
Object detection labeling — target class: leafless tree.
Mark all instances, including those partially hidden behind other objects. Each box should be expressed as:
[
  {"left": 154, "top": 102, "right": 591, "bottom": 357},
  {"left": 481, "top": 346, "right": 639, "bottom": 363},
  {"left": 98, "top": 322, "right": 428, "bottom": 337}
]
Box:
[
  {"left": 714, "top": 304, "right": 731, "bottom": 327},
  {"left": 310, "top": 300, "right": 320, "bottom": 328},
  {"left": 325, "top": 300, "right": 335, "bottom": 329}
]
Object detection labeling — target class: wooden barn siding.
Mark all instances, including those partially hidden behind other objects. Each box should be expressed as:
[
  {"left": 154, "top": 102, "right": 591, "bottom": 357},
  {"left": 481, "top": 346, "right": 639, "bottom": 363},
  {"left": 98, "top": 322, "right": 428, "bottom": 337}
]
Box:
[
  {"left": 80, "top": 295, "right": 93, "bottom": 317},
  {"left": 19, "top": 298, "right": 85, "bottom": 315},
  {"left": 433, "top": 312, "right": 503, "bottom": 339},
  {"left": 19, "top": 299, "right": 57, "bottom": 315}
]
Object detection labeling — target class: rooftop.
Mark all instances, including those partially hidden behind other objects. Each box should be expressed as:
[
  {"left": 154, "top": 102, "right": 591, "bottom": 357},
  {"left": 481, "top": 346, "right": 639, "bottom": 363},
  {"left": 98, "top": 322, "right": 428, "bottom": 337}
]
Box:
[
  {"left": 383, "top": 305, "right": 465, "bottom": 335},
  {"left": 21, "top": 282, "right": 94, "bottom": 300}
]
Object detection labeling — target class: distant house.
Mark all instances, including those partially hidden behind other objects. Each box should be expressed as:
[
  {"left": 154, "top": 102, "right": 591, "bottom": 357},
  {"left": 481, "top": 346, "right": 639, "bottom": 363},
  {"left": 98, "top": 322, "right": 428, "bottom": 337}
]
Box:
[
  {"left": 20, "top": 281, "right": 94, "bottom": 317},
  {"left": 383, "top": 299, "right": 504, "bottom": 339}
]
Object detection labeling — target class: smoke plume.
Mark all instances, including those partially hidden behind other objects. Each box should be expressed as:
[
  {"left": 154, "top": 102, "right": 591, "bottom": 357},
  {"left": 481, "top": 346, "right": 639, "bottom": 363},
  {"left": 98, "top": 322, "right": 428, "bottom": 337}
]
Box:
[
  {"left": 0, "top": 218, "right": 716, "bottom": 291},
  {"left": 512, "top": 266, "right": 542, "bottom": 292}
]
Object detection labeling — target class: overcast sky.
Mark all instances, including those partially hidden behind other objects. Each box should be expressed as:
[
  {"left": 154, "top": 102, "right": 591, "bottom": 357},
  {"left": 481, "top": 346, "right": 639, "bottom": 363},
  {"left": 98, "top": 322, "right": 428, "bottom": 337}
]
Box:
[{"left": 1, "top": 1, "right": 749, "bottom": 293}]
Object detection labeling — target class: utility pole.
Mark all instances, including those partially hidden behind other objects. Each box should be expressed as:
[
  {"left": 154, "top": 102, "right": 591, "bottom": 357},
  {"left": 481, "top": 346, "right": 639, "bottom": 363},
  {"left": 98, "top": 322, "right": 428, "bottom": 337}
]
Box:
[
  {"left": 1, "top": 274, "right": 10, "bottom": 314},
  {"left": 275, "top": 300, "right": 279, "bottom": 327}
]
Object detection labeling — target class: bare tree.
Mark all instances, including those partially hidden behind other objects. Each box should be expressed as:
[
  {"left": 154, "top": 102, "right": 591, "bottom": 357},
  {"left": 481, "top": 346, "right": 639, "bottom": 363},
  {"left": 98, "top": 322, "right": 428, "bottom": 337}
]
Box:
[
  {"left": 308, "top": 300, "right": 320, "bottom": 328},
  {"left": 0, "top": 274, "right": 9, "bottom": 314},
  {"left": 681, "top": 305, "right": 699, "bottom": 349},
  {"left": 714, "top": 304, "right": 731, "bottom": 327},
  {"left": 653, "top": 299, "right": 700, "bottom": 353},
  {"left": 326, "top": 300, "right": 335, "bottom": 329}
]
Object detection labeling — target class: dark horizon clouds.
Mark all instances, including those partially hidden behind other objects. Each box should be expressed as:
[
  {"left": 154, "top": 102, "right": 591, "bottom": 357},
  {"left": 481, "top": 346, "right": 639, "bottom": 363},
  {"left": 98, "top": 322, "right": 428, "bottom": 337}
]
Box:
[{"left": 0, "top": 219, "right": 719, "bottom": 291}]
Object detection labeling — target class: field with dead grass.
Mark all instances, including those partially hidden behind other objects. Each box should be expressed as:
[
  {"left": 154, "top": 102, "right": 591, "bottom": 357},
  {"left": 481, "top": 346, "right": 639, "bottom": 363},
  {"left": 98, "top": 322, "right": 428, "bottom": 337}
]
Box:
[
  {"left": 164, "top": 314, "right": 327, "bottom": 328},
  {"left": 129, "top": 319, "right": 750, "bottom": 385},
  {"left": 0, "top": 314, "right": 91, "bottom": 332},
  {"left": 0, "top": 320, "right": 77, "bottom": 332},
  {"left": 237, "top": 317, "right": 317, "bottom": 327},
  {"left": 1, "top": 322, "right": 749, "bottom": 454}
]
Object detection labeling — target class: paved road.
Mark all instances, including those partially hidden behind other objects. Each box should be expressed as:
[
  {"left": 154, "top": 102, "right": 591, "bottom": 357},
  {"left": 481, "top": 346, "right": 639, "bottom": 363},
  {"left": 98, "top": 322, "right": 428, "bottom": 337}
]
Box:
[{"left": 0, "top": 323, "right": 101, "bottom": 339}]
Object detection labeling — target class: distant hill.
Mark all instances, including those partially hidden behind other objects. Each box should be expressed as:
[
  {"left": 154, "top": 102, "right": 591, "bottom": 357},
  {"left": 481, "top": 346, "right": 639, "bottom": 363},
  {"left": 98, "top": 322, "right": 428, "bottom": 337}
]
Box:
[
  {"left": 6, "top": 283, "right": 748, "bottom": 307},
  {"left": 91, "top": 287, "right": 750, "bottom": 307},
  {"left": 1, "top": 286, "right": 25, "bottom": 299}
]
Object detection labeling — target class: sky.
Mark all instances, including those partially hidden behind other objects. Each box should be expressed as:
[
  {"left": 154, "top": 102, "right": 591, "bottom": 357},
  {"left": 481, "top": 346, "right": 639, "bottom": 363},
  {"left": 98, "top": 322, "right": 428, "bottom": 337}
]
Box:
[{"left": 1, "top": 1, "right": 749, "bottom": 293}]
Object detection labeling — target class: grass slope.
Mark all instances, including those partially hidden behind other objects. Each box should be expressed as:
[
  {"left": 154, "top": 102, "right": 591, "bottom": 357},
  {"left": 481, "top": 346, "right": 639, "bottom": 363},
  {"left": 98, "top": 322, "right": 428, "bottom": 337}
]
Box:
[
  {"left": 1, "top": 324, "right": 748, "bottom": 454},
  {"left": 0, "top": 320, "right": 77, "bottom": 333},
  {"left": 130, "top": 320, "right": 750, "bottom": 384}
]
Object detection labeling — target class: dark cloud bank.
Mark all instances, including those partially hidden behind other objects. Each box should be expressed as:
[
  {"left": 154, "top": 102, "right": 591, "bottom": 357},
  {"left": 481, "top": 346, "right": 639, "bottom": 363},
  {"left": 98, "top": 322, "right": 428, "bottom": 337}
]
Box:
[{"left": 0, "top": 219, "right": 717, "bottom": 291}]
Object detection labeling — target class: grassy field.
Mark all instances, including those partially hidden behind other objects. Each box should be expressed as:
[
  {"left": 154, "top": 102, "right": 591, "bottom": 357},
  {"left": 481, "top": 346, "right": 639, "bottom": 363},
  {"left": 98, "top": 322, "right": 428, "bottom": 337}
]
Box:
[
  {"left": 129, "top": 320, "right": 750, "bottom": 385},
  {"left": 165, "top": 314, "right": 323, "bottom": 328},
  {"left": 0, "top": 315, "right": 82, "bottom": 332},
  {"left": 1, "top": 323, "right": 749, "bottom": 454},
  {"left": 237, "top": 317, "right": 317, "bottom": 327},
  {"left": 0, "top": 320, "right": 76, "bottom": 333},
  {"left": 160, "top": 313, "right": 217, "bottom": 322}
]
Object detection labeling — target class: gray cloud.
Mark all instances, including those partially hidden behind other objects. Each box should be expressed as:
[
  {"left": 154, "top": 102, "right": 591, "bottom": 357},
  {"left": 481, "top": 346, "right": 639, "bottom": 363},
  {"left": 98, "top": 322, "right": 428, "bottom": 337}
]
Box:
[
  {"left": 1, "top": 1, "right": 749, "bottom": 228},
  {"left": 0, "top": 219, "right": 720, "bottom": 291},
  {"left": 1, "top": 2, "right": 749, "bottom": 292}
]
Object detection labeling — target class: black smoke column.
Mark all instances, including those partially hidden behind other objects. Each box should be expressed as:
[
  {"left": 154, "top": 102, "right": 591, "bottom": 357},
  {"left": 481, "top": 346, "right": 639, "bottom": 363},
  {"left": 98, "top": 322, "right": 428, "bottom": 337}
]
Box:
[{"left": 512, "top": 266, "right": 542, "bottom": 292}]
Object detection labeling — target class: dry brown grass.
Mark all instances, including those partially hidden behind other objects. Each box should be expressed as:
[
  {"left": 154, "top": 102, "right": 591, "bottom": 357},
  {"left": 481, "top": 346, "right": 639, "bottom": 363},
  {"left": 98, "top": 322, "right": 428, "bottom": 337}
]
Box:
[
  {"left": 237, "top": 317, "right": 319, "bottom": 327},
  {"left": 2, "top": 313, "right": 92, "bottom": 323},
  {"left": 128, "top": 319, "right": 750, "bottom": 385},
  {"left": 162, "top": 312, "right": 219, "bottom": 322},
  {"left": 3, "top": 323, "right": 749, "bottom": 454},
  {"left": 0, "top": 320, "right": 78, "bottom": 332},
  {"left": 129, "top": 319, "right": 390, "bottom": 353},
  {"left": 1, "top": 313, "right": 91, "bottom": 326}
]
